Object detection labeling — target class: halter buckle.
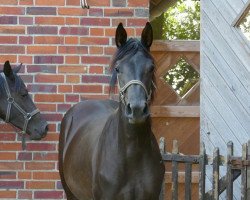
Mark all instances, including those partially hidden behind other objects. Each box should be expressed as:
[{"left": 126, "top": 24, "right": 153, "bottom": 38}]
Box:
[
  {"left": 7, "top": 97, "right": 14, "bottom": 104},
  {"left": 25, "top": 113, "right": 32, "bottom": 120}
]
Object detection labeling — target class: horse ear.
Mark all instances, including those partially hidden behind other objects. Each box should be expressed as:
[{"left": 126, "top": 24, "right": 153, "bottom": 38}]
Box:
[
  {"left": 13, "top": 63, "right": 22, "bottom": 74},
  {"left": 141, "top": 22, "right": 153, "bottom": 49},
  {"left": 3, "top": 61, "right": 14, "bottom": 80},
  {"left": 115, "top": 23, "right": 127, "bottom": 48}
]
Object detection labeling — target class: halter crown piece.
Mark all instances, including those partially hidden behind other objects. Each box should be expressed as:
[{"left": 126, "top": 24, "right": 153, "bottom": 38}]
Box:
[{"left": 0, "top": 72, "right": 40, "bottom": 150}]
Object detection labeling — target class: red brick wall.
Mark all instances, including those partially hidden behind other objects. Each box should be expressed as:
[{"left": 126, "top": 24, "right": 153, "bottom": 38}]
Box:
[{"left": 0, "top": 0, "right": 149, "bottom": 199}]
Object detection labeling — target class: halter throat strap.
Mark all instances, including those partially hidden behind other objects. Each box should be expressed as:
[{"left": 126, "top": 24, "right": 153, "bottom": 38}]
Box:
[{"left": 0, "top": 72, "right": 40, "bottom": 135}]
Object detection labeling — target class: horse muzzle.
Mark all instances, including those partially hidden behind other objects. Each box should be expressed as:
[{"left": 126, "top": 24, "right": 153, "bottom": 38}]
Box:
[
  {"left": 125, "top": 101, "right": 150, "bottom": 124},
  {"left": 30, "top": 121, "right": 48, "bottom": 140}
]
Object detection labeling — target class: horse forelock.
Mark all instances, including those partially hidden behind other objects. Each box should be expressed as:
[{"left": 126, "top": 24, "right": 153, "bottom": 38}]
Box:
[
  {"left": 109, "top": 38, "right": 156, "bottom": 100},
  {"left": 0, "top": 72, "right": 23, "bottom": 94}
]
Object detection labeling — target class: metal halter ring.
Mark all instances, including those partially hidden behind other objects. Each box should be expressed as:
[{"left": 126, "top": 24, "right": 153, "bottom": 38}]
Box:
[
  {"left": 7, "top": 97, "right": 14, "bottom": 103},
  {"left": 25, "top": 113, "right": 32, "bottom": 121}
]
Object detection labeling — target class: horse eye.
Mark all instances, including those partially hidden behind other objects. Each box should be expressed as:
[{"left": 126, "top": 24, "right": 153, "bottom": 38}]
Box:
[{"left": 21, "top": 92, "right": 28, "bottom": 97}]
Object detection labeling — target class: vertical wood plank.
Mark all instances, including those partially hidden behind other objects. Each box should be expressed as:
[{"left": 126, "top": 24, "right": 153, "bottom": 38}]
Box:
[
  {"left": 226, "top": 141, "right": 234, "bottom": 200},
  {"left": 241, "top": 143, "right": 247, "bottom": 200},
  {"left": 172, "top": 140, "right": 179, "bottom": 200},
  {"left": 185, "top": 163, "right": 192, "bottom": 200},
  {"left": 212, "top": 147, "right": 219, "bottom": 200},
  {"left": 199, "top": 142, "right": 206, "bottom": 200},
  {"left": 247, "top": 140, "right": 250, "bottom": 198},
  {"left": 159, "top": 137, "right": 165, "bottom": 200}
]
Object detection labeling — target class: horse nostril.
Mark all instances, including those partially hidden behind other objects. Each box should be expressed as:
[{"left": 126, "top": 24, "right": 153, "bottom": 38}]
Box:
[
  {"left": 126, "top": 103, "right": 132, "bottom": 115},
  {"left": 143, "top": 103, "right": 149, "bottom": 115},
  {"left": 45, "top": 125, "right": 49, "bottom": 132}
]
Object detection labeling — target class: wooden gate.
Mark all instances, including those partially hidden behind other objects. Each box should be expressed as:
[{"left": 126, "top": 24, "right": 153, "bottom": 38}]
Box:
[
  {"left": 150, "top": 40, "right": 200, "bottom": 155},
  {"left": 159, "top": 138, "right": 250, "bottom": 200}
]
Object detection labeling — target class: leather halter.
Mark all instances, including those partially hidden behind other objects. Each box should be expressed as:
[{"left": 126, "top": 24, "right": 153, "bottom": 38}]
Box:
[
  {"left": 118, "top": 78, "right": 154, "bottom": 105},
  {"left": 0, "top": 72, "right": 40, "bottom": 149}
]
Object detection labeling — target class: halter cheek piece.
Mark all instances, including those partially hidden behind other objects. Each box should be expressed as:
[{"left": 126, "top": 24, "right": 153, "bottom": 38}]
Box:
[
  {"left": 118, "top": 77, "right": 155, "bottom": 105},
  {"left": 0, "top": 72, "right": 40, "bottom": 149}
]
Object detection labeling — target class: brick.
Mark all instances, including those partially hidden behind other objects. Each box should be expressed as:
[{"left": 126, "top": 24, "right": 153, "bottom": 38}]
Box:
[
  {"left": 43, "top": 113, "right": 63, "bottom": 122},
  {"left": 90, "top": 28, "right": 104, "bottom": 36},
  {"left": 19, "top": 16, "right": 33, "bottom": 25},
  {"left": 135, "top": 8, "right": 149, "bottom": 17},
  {"left": 58, "top": 65, "right": 87, "bottom": 73},
  {"left": 89, "top": 66, "right": 103, "bottom": 74},
  {"left": 34, "top": 191, "right": 64, "bottom": 199},
  {"left": 0, "top": 152, "right": 16, "bottom": 160},
  {"left": 81, "top": 17, "right": 110, "bottom": 26},
  {"left": 28, "top": 26, "right": 58, "bottom": 35},
  {"left": 19, "top": 74, "right": 33, "bottom": 83},
  {"left": 58, "top": 46, "right": 88, "bottom": 54},
  {"left": 19, "top": 0, "right": 33, "bottom": 5},
  {"left": 0, "top": 7, "right": 24, "bottom": 15},
  {"left": 0, "top": 133, "right": 16, "bottom": 141},
  {"left": 0, "top": 181, "right": 24, "bottom": 189},
  {"left": 80, "top": 37, "right": 109, "bottom": 45},
  {"left": 18, "top": 55, "right": 33, "bottom": 64},
  {"left": 89, "top": 46, "right": 103, "bottom": 55},
  {"left": 81, "top": 94, "right": 108, "bottom": 100},
  {"left": 60, "top": 27, "right": 89, "bottom": 35},
  {"left": 57, "top": 103, "right": 72, "bottom": 112},
  {"left": 26, "top": 65, "right": 56, "bottom": 73},
  {"left": 36, "top": 0, "right": 65, "bottom": 5},
  {"left": 36, "top": 103, "right": 57, "bottom": 112},
  {"left": 89, "top": 8, "right": 103, "bottom": 17},
  {"left": 26, "top": 143, "right": 56, "bottom": 151},
  {"left": 26, "top": 7, "right": 56, "bottom": 15},
  {"left": 81, "top": 55, "right": 110, "bottom": 64},
  {"left": 35, "top": 17, "right": 65, "bottom": 25},
  {"left": 65, "top": 17, "right": 79, "bottom": 25},
  {"left": 18, "top": 190, "right": 32, "bottom": 199},
  {"left": 34, "top": 36, "right": 63, "bottom": 44},
  {"left": 33, "top": 172, "right": 60, "bottom": 180},
  {"left": 26, "top": 181, "right": 55, "bottom": 189},
  {"left": 112, "top": 0, "right": 126, "bottom": 7},
  {"left": 35, "top": 94, "right": 64, "bottom": 102},
  {"left": 66, "top": 0, "right": 80, "bottom": 6},
  {"left": 58, "top": 7, "right": 87, "bottom": 16},
  {"left": 0, "top": 36, "right": 17, "bottom": 44},
  {"left": 0, "top": 171, "right": 16, "bottom": 179},
  {"left": 25, "top": 162, "right": 55, "bottom": 170},
  {"left": 0, "top": 26, "right": 25, "bottom": 34},
  {"left": 42, "top": 133, "right": 59, "bottom": 142},
  {"left": 0, "top": 16, "right": 17, "bottom": 24},
  {"left": 0, "top": 190, "right": 16, "bottom": 198},
  {"left": 0, "top": 0, "right": 17, "bottom": 5},
  {"left": 104, "top": 46, "right": 116, "bottom": 56},
  {"left": 65, "top": 56, "right": 80, "bottom": 64},
  {"left": 34, "top": 56, "right": 64, "bottom": 64},
  {"left": 127, "top": 18, "right": 148, "bottom": 27},
  {"left": 33, "top": 152, "right": 58, "bottom": 161},
  {"left": 82, "top": 75, "right": 110, "bottom": 83},
  {"left": 66, "top": 94, "right": 79, "bottom": 102},
  {"left": 18, "top": 152, "right": 32, "bottom": 161},
  {"left": 18, "top": 171, "right": 32, "bottom": 179},
  {"left": 35, "top": 74, "right": 64, "bottom": 83},
  {"left": 65, "top": 36, "right": 78, "bottom": 44},
  {"left": 128, "top": 0, "right": 148, "bottom": 7},
  {"left": 27, "top": 84, "right": 57, "bottom": 93},
  {"left": 88, "top": 0, "right": 110, "bottom": 6},
  {"left": 73, "top": 85, "right": 102, "bottom": 93},
  {"left": 104, "top": 9, "right": 134, "bottom": 17},
  {"left": 27, "top": 46, "right": 57, "bottom": 54},
  {"left": 58, "top": 85, "right": 73, "bottom": 92},
  {"left": 66, "top": 75, "right": 80, "bottom": 84},
  {"left": 19, "top": 36, "right": 33, "bottom": 44},
  {"left": 0, "top": 45, "right": 24, "bottom": 54}
]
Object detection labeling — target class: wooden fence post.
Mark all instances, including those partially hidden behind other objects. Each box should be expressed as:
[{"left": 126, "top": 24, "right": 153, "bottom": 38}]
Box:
[
  {"left": 199, "top": 142, "right": 206, "bottom": 200},
  {"left": 212, "top": 148, "right": 219, "bottom": 200},
  {"left": 171, "top": 140, "right": 179, "bottom": 200},
  {"left": 226, "top": 141, "right": 234, "bottom": 200},
  {"left": 247, "top": 140, "right": 250, "bottom": 198},
  {"left": 241, "top": 143, "right": 247, "bottom": 200},
  {"left": 159, "top": 137, "right": 165, "bottom": 200}
]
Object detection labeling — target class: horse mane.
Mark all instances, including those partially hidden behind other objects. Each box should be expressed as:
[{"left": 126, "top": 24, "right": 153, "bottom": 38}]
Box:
[{"left": 109, "top": 38, "right": 156, "bottom": 102}]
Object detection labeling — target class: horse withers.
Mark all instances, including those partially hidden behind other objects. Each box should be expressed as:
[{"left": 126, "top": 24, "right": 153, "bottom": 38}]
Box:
[
  {"left": 59, "top": 23, "right": 165, "bottom": 200},
  {"left": 0, "top": 61, "right": 48, "bottom": 142}
]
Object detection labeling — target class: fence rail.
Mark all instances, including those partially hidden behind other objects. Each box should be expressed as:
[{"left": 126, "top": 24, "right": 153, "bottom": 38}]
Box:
[{"left": 159, "top": 138, "right": 250, "bottom": 200}]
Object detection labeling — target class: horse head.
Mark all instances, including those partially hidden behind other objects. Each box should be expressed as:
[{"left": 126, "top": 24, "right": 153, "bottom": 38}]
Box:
[{"left": 0, "top": 61, "right": 48, "bottom": 140}]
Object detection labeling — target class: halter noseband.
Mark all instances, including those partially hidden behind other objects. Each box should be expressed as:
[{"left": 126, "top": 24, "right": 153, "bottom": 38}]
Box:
[
  {"left": 118, "top": 78, "right": 153, "bottom": 105},
  {"left": 0, "top": 72, "right": 40, "bottom": 149}
]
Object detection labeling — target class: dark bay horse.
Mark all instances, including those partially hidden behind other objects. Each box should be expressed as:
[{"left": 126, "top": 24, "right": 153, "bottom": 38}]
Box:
[
  {"left": 0, "top": 61, "right": 48, "bottom": 146},
  {"left": 59, "top": 23, "right": 165, "bottom": 200}
]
